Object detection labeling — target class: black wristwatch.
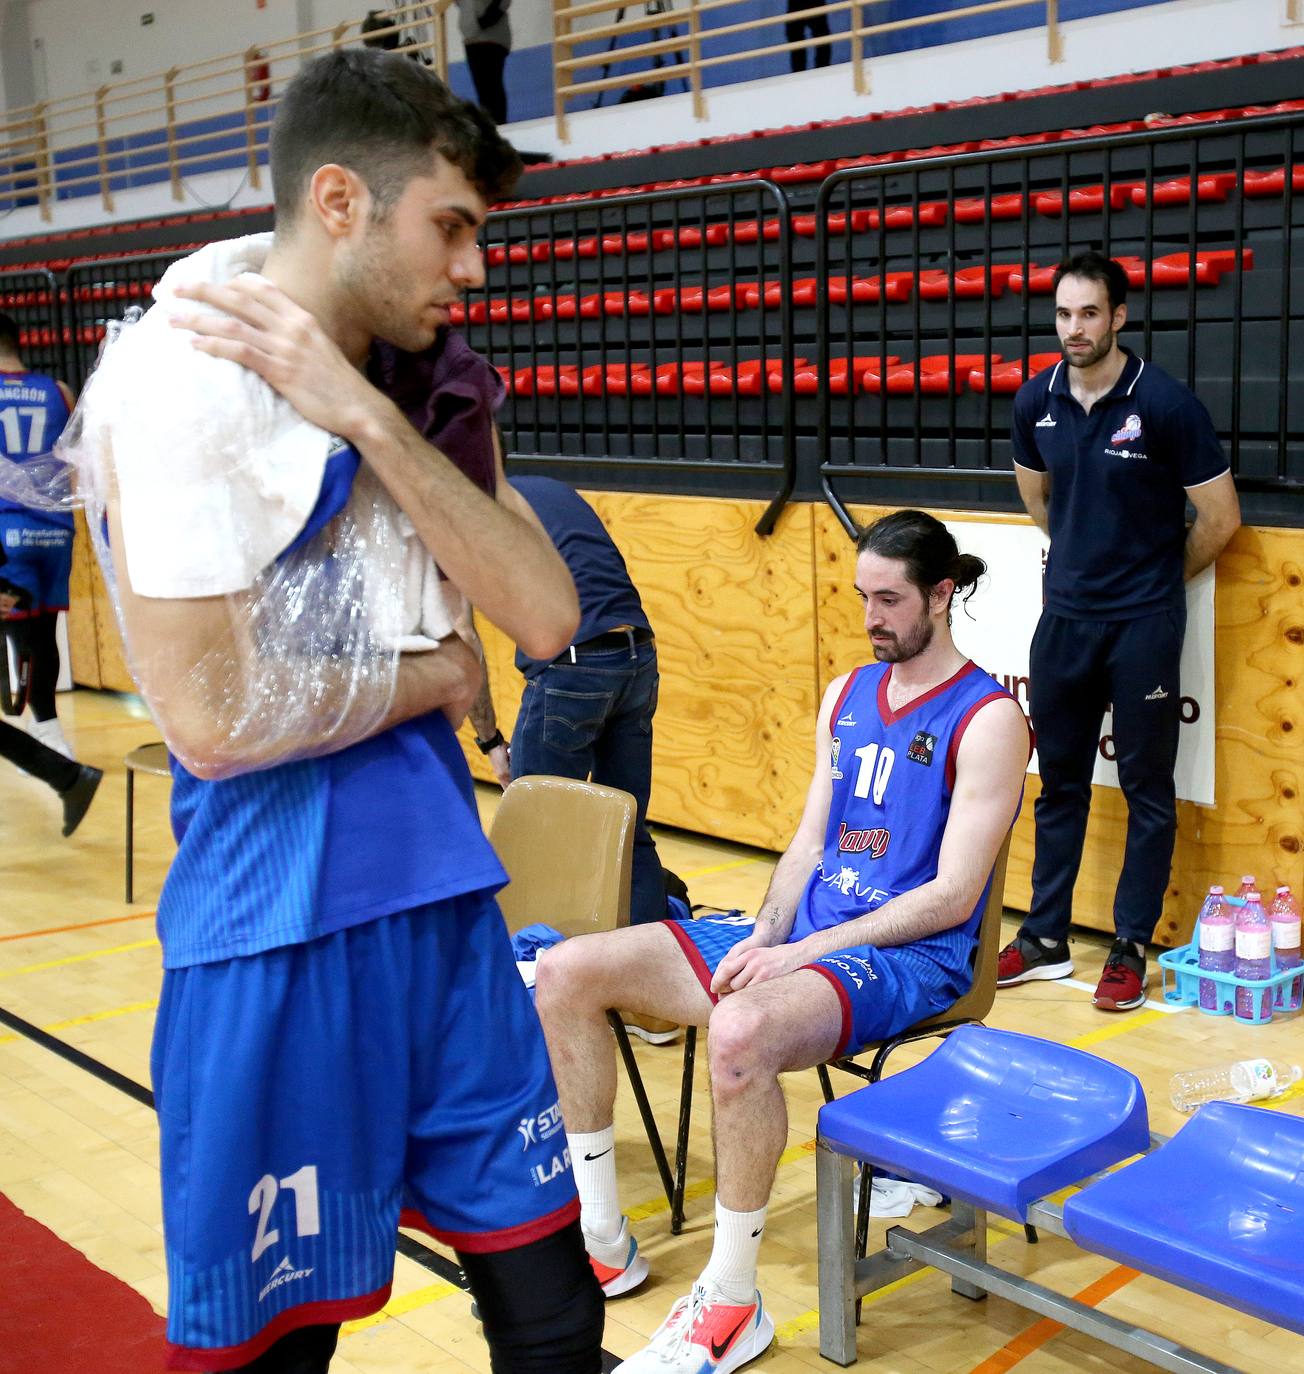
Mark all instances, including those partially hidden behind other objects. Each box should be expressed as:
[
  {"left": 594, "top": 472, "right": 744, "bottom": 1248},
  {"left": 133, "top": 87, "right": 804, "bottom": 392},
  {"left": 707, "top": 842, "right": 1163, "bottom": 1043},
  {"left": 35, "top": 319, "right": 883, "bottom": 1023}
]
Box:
[{"left": 475, "top": 729, "right": 506, "bottom": 754}]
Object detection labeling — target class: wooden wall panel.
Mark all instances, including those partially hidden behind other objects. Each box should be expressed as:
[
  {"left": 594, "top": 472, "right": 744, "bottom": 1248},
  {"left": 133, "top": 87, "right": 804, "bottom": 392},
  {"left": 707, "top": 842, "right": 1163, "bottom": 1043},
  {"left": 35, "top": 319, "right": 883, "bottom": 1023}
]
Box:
[
  {"left": 813, "top": 503, "right": 1304, "bottom": 948},
  {"left": 460, "top": 490, "right": 819, "bottom": 851},
  {"left": 66, "top": 513, "right": 101, "bottom": 689}
]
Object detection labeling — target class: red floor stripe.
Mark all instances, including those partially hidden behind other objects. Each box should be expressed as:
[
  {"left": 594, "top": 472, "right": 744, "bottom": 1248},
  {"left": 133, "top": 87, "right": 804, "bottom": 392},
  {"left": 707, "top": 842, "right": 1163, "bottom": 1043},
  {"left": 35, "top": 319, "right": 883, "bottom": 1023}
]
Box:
[
  {"left": 0, "top": 910, "right": 156, "bottom": 942},
  {"left": 0, "top": 1192, "right": 165, "bottom": 1372}
]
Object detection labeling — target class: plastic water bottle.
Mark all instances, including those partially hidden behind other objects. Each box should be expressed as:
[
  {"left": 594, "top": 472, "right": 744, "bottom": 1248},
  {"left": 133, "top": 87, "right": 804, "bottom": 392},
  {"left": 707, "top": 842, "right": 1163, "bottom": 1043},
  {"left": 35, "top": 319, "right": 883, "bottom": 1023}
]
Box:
[
  {"left": 1170, "top": 1058, "right": 1303, "bottom": 1113},
  {"left": 1196, "top": 885, "right": 1233, "bottom": 1012},
  {"left": 1235, "top": 874, "right": 1257, "bottom": 899},
  {"left": 1234, "top": 891, "right": 1273, "bottom": 1023},
  {"left": 1269, "top": 886, "right": 1302, "bottom": 1013}
]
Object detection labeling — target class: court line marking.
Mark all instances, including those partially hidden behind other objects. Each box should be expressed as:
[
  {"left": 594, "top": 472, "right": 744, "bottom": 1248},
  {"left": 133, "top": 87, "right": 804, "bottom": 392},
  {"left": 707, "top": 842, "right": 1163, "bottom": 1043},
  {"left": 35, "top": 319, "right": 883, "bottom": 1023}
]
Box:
[
  {"left": 965, "top": 1264, "right": 1141, "bottom": 1374},
  {"left": 1060, "top": 976, "right": 1186, "bottom": 1014},
  {"left": 341, "top": 1279, "right": 460, "bottom": 1335},
  {"left": 0, "top": 938, "right": 159, "bottom": 981},
  {"left": 681, "top": 856, "right": 769, "bottom": 881},
  {"left": 0, "top": 998, "right": 158, "bottom": 1045},
  {"left": 0, "top": 910, "right": 157, "bottom": 943}
]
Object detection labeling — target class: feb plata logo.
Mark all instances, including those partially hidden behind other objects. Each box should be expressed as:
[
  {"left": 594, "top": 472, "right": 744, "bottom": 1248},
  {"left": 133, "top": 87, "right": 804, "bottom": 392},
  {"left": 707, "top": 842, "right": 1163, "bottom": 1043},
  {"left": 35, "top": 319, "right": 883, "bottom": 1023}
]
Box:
[{"left": 907, "top": 730, "right": 936, "bottom": 766}]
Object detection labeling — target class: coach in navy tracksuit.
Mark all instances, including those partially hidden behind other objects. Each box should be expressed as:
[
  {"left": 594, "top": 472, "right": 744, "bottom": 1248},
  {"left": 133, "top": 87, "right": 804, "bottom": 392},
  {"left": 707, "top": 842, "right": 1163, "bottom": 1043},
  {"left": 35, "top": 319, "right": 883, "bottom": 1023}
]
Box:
[{"left": 999, "top": 251, "right": 1241, "bottom": 1011}]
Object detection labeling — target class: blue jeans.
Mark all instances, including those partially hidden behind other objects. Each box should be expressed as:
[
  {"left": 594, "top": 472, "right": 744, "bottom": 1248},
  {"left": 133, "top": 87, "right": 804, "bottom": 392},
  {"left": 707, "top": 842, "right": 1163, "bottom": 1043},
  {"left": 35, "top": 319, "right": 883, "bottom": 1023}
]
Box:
[{"left": 511, "top": 637, "right": 665, "bottom": 925}]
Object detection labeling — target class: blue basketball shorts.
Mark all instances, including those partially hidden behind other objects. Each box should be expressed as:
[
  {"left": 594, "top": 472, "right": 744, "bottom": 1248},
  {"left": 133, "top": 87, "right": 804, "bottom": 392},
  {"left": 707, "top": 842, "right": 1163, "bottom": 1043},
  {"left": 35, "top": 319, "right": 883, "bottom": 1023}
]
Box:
[
  {"left": 152, "top": 892, "right": 578, "bottom": 1370},
  {"left": 663, "top": 914, "right": 948, "bottom": 1057},
  {"left": 0, "top": 514, "right": 73, "bottom": 616}
]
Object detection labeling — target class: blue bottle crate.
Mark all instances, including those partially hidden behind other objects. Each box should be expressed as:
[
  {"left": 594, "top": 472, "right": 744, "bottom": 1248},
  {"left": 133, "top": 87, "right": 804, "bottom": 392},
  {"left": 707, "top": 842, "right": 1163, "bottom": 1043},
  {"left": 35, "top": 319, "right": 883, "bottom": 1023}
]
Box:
[{"left": 1159, "top": 920, "right": 1300, "bottom": 1023}]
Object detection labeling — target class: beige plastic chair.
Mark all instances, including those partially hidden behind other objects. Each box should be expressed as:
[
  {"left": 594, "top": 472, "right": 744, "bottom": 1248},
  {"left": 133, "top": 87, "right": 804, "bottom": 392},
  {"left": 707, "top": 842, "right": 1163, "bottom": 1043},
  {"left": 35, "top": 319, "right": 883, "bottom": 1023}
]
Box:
[
  {"left": 489, "top": 775, "right": 636, "bottom": 936},
  {"left": 489, "top": 775, "right": 684, "bottom": 1210}
]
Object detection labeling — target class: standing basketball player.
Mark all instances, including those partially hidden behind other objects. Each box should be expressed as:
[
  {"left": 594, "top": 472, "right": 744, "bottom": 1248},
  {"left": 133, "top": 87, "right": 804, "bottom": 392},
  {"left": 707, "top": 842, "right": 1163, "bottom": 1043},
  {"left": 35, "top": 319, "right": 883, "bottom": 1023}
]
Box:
[
  {"left": 0, "top": 312, "right": 78, "bottom": 757},
  {"left": 84, "top": 50, "right": 602, "bottom": 1374},
  {"left": 535, "top": 510, "right": 1029, "bottom": 1374}
]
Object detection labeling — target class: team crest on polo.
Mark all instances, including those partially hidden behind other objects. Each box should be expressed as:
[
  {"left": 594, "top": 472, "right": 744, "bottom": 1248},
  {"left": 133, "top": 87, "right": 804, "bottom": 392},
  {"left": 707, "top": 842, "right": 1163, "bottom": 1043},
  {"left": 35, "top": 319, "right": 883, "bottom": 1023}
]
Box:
[
  {"left": 830, "top": 736, "right": 844, "bottom": 780},
  {"left": 907, "top": 730, "right": 936, "bottom": 766},
  {"left": 1111, "top": 413, "right": 1143, "bottom": 444}
]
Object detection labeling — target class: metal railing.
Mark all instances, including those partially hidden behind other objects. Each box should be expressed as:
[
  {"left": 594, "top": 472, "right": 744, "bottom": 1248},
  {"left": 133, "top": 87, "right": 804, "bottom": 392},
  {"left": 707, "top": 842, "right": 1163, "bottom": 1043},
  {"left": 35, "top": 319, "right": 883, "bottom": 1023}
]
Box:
[
  {"left": 472, "top": 179, "right": 797, "bottom": 534},
  {"left": 8, "top": 109, "right": 1301, "bottom": 531},
  {"left": 552, "top": 0, "right": 1066, "bottom": 140},
  {"left": 0, "top": 3, "right": 452, "bottom": 221}
]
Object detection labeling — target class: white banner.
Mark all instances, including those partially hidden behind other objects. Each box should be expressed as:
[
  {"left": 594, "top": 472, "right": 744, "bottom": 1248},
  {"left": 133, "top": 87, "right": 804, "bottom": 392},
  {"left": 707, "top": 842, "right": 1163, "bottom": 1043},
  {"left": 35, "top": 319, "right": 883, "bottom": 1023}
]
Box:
[{"left": 942, "top": 519, "right": 1216, "bottom": 807}]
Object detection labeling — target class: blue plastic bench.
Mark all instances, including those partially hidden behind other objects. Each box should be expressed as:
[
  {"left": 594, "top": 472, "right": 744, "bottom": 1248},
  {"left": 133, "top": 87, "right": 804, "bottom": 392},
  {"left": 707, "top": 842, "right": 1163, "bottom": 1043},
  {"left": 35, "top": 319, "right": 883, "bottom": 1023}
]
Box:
[{"left": 816, "top": 1025, "right": 1304, "bottom": 1370}]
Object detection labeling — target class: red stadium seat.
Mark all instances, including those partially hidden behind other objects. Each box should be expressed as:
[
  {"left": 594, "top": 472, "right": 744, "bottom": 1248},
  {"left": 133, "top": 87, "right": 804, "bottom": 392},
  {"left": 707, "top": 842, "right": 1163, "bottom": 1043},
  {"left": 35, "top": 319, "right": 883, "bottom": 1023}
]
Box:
[
  {"left": 1242, "top": 165, "right": 1304, "bottom": 197},
  {"left": 970, "top": 353, "right": 1062, "bottom": 394},
  {"left": 1032, "top": 183, "right": 1140, "bottom": 216},
  {"left": 952, "top": 193, "right": 1025, "bottom": 223},
  {"left": 1132, "top": 172, "right": 1238, "bottom": 206},
  {"left": 864, "top": 354, "right": 1002, "bottom": 395}
]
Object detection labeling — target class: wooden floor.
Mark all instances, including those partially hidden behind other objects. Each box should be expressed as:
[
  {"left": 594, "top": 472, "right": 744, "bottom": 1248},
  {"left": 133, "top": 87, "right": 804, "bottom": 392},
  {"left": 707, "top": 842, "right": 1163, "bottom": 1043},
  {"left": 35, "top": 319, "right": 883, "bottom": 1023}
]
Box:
[{"left": 2, "top": 689, "right": 1301, "bottom": 1373}]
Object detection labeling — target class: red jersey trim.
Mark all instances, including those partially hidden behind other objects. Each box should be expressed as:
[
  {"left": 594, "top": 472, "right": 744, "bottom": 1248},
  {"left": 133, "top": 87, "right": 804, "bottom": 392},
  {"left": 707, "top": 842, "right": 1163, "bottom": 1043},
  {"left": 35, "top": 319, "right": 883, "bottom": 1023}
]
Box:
[
  {"left": 165, "top": 1285, "right": 392, "bottom": 1370},
  {"left": 804, "top": 963, "right": 854, "bottom": 1058},
  {"left": 876, "top": 660, "right": 979, "bottom": 728},
  {"left": 828, "top": 667, "right": 862, "bottom": 731},
  {"left": 943, "top": 691, "right": 1022, "bottom": 792},
  {"left": 663, "top": 918, "right": 721, "bottom": 1004},
  {"left": 399, "top": 1195, "right": 580, "bottom": 1255}
]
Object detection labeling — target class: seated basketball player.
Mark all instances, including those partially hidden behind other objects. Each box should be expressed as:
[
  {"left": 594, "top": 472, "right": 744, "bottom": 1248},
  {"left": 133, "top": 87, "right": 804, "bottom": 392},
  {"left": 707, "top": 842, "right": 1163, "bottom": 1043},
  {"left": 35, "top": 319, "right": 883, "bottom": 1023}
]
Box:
[
  {"left": 68, "top": 49, "right": 604, "bottom": 1374},
  {"left": 535, "top": 510, "right": 1030, "bottom": 1374}
]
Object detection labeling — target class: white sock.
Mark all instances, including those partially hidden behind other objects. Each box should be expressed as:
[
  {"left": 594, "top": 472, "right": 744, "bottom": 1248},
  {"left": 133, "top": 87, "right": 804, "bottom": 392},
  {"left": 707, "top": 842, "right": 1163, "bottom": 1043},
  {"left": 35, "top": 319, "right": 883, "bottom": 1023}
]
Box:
[
  {"left": 29, "top": 717, "right": 72, "bottom": 759},
  {"left": 700, "top": 1198, "right": 767, "bottom": 1304},
  {"left": 568, "top": 1126, "right": 622, "bottom": 1245}
]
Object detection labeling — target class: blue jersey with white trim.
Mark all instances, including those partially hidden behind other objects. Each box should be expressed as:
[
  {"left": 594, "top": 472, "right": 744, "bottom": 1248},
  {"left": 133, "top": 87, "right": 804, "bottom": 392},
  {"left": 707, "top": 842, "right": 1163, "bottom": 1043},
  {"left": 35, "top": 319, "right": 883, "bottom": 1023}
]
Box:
[
  {"left": 157, "top": 441, "right": 507, "bottom": 969},
  {"left": 791, "top": 660, "right": 1014, "bottom": 995},
  {"left": 0, "top": 371, "right": 72, "bottom": 528}
]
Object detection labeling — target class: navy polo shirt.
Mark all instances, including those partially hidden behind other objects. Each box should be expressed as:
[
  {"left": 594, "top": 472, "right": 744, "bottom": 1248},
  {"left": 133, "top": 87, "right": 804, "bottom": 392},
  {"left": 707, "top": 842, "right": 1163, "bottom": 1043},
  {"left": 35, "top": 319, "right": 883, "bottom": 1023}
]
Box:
[
  {"left": 1011, "top": 348, "right": 1228, "bottom": 619},
  {"left": 510, "top": 476, "right": 651, "bottom": 677}
]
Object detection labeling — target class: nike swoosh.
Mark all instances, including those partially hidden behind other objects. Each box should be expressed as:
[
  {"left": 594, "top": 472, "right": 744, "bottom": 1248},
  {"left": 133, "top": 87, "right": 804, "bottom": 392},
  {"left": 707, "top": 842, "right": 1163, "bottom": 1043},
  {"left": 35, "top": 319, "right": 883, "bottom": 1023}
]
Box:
[
  {"left": 583, "top": 1148, "right": 612, "bottom": 1161},
  {"left": 710, "top": 1311, "right": 753, "bottom": 1360},
  {"left": 750, "top": 1228, "right": 763, "bottom": 1237}
]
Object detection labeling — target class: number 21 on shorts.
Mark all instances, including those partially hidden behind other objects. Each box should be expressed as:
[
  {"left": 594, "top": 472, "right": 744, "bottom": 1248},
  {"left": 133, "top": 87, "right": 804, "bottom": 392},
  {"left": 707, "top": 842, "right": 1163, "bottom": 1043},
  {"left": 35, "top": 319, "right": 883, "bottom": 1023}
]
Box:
[{"left": 249, "top": 1165, "right": 321, "bottom": 1261}]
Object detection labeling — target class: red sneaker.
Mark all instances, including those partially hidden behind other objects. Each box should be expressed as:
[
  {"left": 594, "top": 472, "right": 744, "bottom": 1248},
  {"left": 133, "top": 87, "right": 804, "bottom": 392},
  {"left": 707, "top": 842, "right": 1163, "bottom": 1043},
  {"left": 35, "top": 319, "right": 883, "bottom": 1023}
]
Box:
[
  {"left": 1092, "top": 940, "right": 1147, "bottom": 1011},
  {"left": 996, "top": 934, "right": 1073, "bottom": 986}
]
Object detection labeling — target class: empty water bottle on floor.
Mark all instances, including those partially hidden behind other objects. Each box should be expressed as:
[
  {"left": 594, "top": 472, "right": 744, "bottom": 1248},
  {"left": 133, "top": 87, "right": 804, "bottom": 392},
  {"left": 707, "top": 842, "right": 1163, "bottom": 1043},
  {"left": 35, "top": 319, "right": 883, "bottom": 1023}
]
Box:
[
  {"left": 1170, "top": 1059, "right": 1303, "bottom": 1113},
  {"left": 1234, "top": 891, "right": 1273, "bottom": 1023},
  {"left": 1269, "top": 886, "right": 1302, "bottom": 1012},
  {"left": 1196, "top": 885, "right": 1233, "bottom": 1013}
]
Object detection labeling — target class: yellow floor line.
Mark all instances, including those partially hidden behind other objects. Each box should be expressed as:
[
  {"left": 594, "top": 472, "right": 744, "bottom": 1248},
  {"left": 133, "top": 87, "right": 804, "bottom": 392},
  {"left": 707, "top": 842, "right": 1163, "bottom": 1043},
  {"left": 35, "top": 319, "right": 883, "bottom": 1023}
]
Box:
[
  {"left": 0, "top": 937, "right": 159, "bottom": 980},
  {"left": 340, "top": 1280, "right": 461, "bottom": 1336},
  {"left": 0, "top": 998, "right": 158, "bottom": 1045},
  {"left": 1066, "top": 1006, "right": 1171, "bottom": 1050},
  {"left": 680, "top": 856, "right": 768, "bottom": 881}
]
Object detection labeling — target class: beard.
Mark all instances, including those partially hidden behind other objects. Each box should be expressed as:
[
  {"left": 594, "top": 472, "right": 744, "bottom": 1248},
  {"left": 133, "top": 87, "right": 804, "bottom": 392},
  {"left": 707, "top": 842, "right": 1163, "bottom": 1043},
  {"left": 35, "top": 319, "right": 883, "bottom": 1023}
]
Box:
[
  {"left": 870, "top": 612, "right": 934, "bottom": 663},
  {"left": 1061, "top": 329, "right": 1114, "bottom": 369},
  {"left": 337, "top": 226, "right": 442, "bottom": 355}
]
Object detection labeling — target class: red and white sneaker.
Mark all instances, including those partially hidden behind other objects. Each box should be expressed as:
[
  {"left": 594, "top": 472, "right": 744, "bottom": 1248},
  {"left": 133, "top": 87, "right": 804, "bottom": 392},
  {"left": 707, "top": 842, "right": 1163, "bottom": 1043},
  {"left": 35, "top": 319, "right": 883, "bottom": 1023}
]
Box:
[
  {"left": 586, "top": 1217, "right": 649, "bottom": 1297},
  {"left": 1092, "top": 940, "right": 1147, "bottom": 1011},
  {"left": 614, "top": 1282, "right": 774, "bottom": 1373}
]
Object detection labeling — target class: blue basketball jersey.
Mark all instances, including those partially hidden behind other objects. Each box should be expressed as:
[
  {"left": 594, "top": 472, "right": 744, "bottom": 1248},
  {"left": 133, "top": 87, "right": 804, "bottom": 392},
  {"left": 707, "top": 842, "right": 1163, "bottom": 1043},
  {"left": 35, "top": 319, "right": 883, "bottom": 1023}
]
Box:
[
  {"left": 0, "top": 371, "right": 72, "bottom": 528},
  {"left": 791, "top": 660, "right": 1015, "bottom": 991}
]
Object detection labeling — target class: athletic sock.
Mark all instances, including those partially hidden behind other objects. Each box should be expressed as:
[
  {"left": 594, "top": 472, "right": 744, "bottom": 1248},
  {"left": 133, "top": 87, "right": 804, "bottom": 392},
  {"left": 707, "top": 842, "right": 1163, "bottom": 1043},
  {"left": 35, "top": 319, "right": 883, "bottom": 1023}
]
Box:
[
  {"left": 699, "top": 1198, "right": 767, "bottom": 1305},
  {"left": 1037, "top": 937, "right": 1062, "bottom": 951},
  {"left": 567, "top": 1126, "right": 622, "bottom": 1246}
]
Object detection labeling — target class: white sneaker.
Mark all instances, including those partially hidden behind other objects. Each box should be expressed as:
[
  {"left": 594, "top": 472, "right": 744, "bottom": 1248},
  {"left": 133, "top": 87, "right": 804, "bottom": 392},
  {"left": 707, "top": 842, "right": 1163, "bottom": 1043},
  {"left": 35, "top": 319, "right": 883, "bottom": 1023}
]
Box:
[
  {"left": 614, "top": 1282, "right": 774, "bottom": 1372},
  {"left": 28, "top": 717, "right": 72, "bottom": 759},
  {"left": 585, "top": 1216, "right": 649, "bottom": 1297}
]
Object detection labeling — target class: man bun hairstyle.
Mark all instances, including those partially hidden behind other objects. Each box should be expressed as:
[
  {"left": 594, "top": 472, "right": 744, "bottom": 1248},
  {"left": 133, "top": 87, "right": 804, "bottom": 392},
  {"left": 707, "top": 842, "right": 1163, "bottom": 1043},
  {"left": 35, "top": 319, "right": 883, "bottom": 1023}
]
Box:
[
  {"left": 855, "top": 509, "right": 986, "bottom": 613},
  {"left": 271, "top": 47, "right": 522, "bottom": 224},
  {"left": 1053, "top": 250, "right": 1129, "bottom": 312}
]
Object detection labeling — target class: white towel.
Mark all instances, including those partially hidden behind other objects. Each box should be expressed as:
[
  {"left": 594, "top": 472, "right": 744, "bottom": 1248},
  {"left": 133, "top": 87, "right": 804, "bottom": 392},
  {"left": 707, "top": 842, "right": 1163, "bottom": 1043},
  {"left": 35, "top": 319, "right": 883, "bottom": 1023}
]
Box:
[{"left": 77, "top": 233, "right": 453, "bottom": 644}]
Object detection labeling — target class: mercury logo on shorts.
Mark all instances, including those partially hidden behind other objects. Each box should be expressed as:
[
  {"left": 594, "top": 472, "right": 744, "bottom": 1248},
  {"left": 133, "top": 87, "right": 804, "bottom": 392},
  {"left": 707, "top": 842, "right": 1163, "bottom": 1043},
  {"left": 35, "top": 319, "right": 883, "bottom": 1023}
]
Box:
[{"left": 258, "top": 1255, "right": 314, "bottom": 1302}]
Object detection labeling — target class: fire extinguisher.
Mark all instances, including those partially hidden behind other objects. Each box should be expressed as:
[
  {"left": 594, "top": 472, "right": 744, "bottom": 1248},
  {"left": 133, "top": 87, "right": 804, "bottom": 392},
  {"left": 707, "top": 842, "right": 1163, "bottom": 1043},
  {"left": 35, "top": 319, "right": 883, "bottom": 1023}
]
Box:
[{"left": 246, "top": 47, "right": 271, "bottom": 104}]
